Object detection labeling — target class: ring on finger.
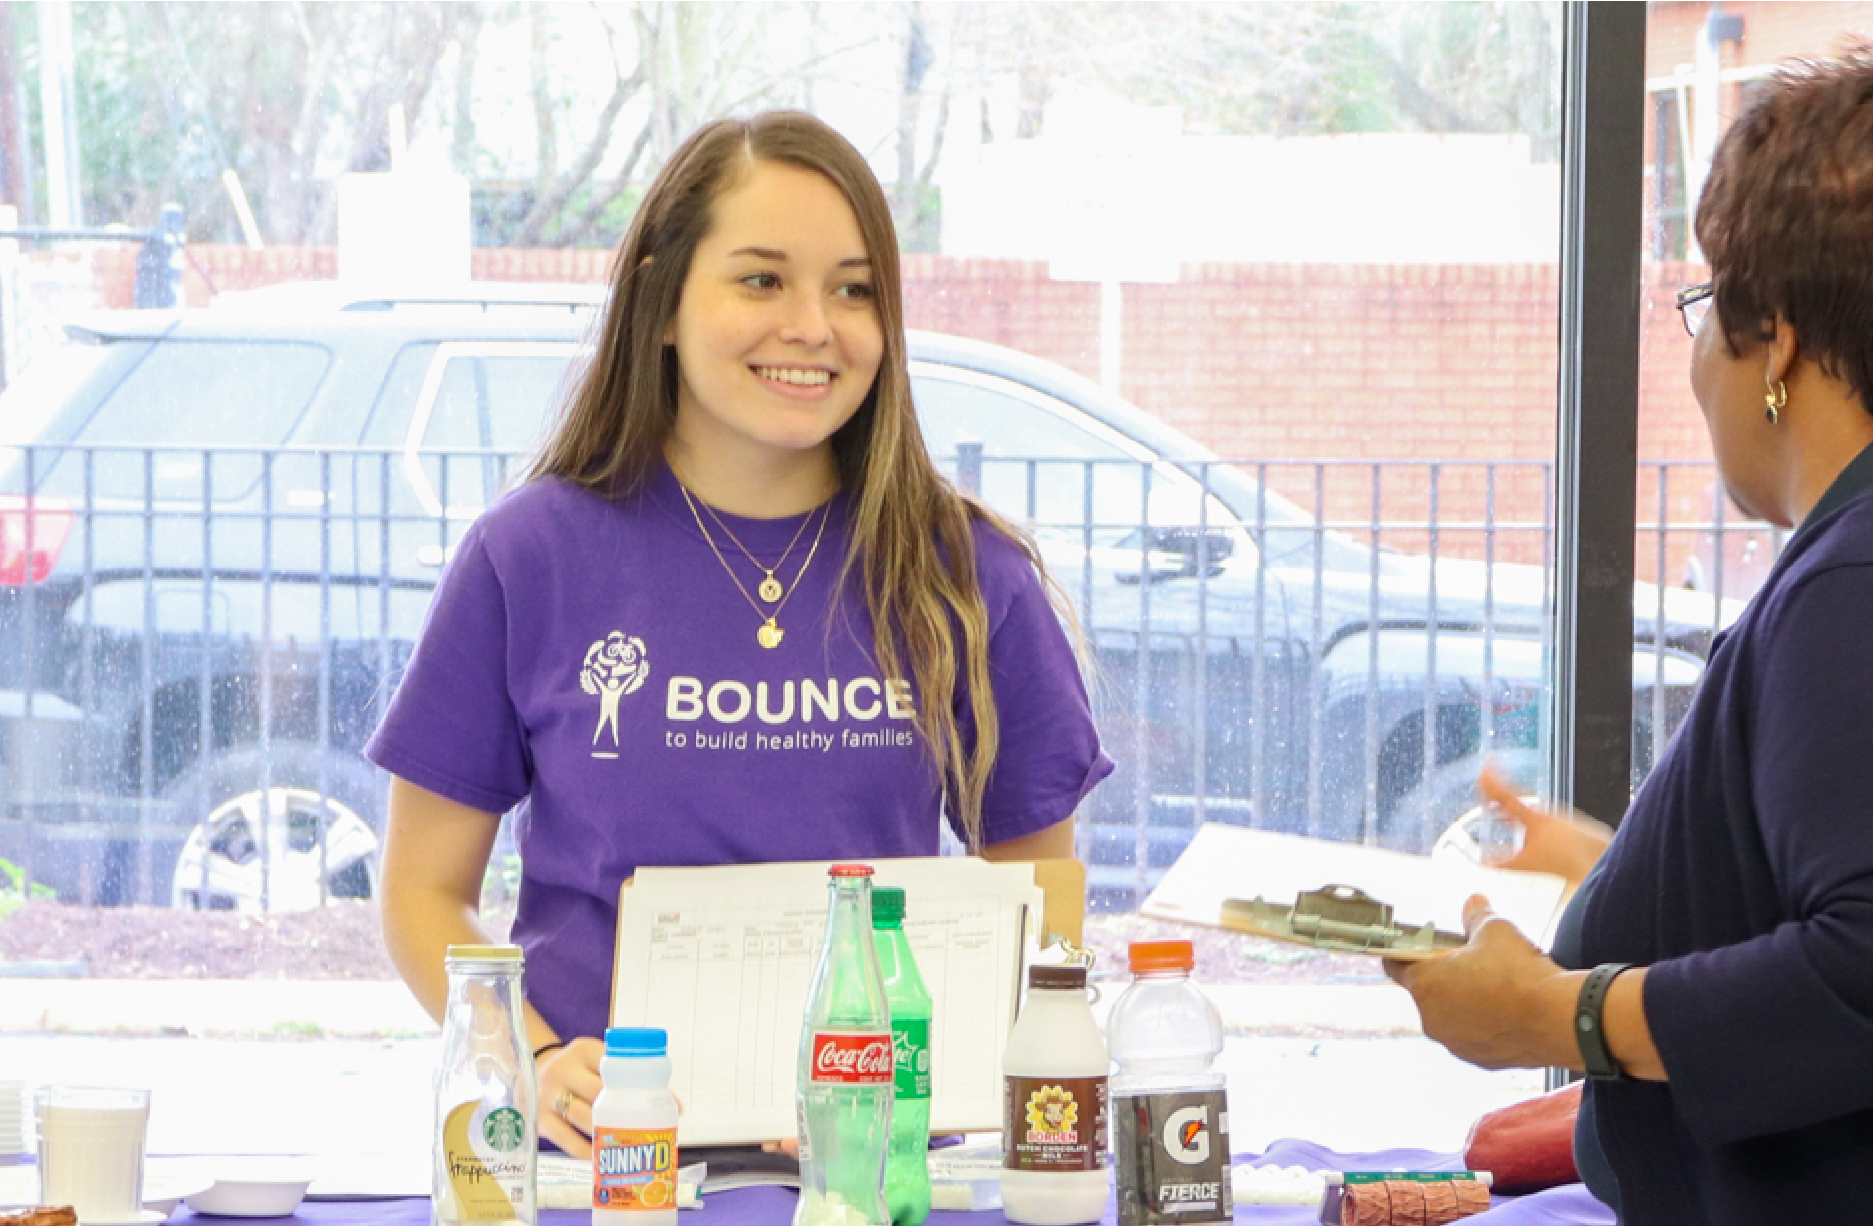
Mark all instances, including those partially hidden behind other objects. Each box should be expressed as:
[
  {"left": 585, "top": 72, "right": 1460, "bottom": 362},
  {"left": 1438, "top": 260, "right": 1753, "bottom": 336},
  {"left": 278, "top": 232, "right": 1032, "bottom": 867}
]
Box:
[{"left": 554, "top": 1088, "right": 576, "bottom": 1121}]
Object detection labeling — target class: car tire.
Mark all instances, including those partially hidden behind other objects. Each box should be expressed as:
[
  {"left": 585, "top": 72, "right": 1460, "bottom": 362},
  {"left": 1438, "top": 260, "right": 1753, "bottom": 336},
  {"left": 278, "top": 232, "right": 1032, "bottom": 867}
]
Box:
[
  {"left": 1379, "top": 747, "right": 1544, "bottom": 855},
  {"left": 160, "top": 742, "right": 385, "bottom": 912}
]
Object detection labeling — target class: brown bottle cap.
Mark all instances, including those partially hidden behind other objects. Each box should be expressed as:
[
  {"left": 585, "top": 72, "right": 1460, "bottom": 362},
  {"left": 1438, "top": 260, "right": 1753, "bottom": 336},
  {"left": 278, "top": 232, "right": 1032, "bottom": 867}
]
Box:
[{"left": 1028, "top": 964, "right": 1087, "bottom": 990}]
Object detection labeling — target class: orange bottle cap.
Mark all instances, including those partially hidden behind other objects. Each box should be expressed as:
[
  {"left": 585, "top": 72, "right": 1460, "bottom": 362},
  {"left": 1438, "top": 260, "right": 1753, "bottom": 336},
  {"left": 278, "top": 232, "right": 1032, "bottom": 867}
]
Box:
[{"left": 1129, "top": 939, "right": 1194, "bottom": 973}]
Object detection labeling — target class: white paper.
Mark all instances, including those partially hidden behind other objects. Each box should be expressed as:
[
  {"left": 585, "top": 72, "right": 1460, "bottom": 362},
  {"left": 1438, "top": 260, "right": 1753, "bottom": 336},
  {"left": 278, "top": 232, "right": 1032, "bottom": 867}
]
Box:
[
  {"left": 613, "top": 858, "right": 1041, "bottom": 1146},
  {"left": 1142, "top": 824, "right": 1568, "bottom": 948}
]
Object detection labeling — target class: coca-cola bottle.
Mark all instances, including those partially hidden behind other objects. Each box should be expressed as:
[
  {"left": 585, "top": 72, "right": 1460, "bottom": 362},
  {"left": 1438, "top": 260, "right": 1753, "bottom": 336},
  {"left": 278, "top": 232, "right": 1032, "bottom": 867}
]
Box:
[{"left": 795, "top": 863, "right": 894, "bottom": 1226}]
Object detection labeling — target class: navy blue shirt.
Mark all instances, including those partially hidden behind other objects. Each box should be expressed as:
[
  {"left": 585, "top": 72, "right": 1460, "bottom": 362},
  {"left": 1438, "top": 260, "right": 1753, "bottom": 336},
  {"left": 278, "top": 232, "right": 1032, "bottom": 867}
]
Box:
[{"left": 1559, "top": 443, "right": 1873, "bottom": 1225}]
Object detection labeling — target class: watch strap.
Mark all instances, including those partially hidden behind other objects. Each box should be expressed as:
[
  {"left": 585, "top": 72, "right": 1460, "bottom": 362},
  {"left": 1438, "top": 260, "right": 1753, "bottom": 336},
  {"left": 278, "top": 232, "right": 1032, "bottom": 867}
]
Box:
[{"left": 1576, "top": 962, "right": 1633, "bottom": 1081}]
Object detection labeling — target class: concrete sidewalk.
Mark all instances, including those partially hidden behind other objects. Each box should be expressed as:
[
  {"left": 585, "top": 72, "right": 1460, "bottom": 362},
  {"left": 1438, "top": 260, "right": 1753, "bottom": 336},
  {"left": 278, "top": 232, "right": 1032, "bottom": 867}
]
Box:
[{"left": 0, "top": 979, "right": 1421, "bottom": 1038}]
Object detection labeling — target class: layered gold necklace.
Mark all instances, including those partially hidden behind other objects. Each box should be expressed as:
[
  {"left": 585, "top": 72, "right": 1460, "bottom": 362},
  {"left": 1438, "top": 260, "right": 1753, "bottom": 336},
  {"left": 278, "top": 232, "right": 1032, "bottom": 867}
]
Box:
[{"left": 678, "top": 482, "right": 831, "bottom": 649}]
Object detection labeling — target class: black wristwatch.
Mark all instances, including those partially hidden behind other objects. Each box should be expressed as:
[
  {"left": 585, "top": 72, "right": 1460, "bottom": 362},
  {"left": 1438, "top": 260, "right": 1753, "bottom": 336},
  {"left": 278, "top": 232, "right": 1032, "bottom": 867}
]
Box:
[{"left": 1575, "top": 963, "right": 1633, "bottom": 1081}]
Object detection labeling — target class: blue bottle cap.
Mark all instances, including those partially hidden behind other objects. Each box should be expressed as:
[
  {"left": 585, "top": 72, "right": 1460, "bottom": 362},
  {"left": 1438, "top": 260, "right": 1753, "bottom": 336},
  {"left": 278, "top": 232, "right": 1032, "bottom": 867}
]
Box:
[{"left": 605, "top": 1026, "right": 668, "bottom": 1057}]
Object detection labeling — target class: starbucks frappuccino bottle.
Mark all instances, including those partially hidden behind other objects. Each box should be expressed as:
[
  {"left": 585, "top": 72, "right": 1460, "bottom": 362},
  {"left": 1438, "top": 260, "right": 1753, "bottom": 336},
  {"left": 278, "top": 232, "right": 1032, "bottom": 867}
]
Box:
[{"left": 435, "top": 944, "right": 537, "bottom": 1225}]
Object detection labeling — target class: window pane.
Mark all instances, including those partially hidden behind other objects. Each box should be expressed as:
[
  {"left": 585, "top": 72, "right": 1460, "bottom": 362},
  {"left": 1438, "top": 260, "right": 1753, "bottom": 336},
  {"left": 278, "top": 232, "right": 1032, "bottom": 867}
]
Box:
[
  {"left": 0, "top": 0, "right": 1599, "bottom": 1161},
  {"left": 1631, "top": 3, "right": 1860, "bottom": 790}
]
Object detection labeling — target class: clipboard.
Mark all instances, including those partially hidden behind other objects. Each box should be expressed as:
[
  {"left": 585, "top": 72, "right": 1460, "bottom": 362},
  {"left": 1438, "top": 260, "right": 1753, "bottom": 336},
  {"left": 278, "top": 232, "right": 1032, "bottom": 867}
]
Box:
[
  {"left": 1221, "top": 884, "right": 1466, "bottom": 961},
  {"left": 604, "top": 856, "right": 1081, "bottom": 1145},
  {"left": 1142, "top": 824, "right": 1566, "bottom": 954}
]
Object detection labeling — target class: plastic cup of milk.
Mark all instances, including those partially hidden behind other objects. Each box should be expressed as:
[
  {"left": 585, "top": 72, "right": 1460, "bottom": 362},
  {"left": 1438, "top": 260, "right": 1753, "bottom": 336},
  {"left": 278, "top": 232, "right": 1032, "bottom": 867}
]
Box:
[{"left": 35, "top": 1086, "right": 151, "bottom": 1222}]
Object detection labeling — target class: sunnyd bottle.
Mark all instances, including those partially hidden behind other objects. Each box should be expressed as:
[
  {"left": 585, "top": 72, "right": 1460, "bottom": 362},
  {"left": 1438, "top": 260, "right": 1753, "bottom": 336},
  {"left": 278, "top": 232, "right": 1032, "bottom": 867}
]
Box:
[
  {"left": 871, "top": 887, "right": 932, "bottom": 1226},
  {"left": 591, "top": 1027, "right": 678, "bottom": 1226},
  {"left": 795, "top": 864, "right": 894, "bottom": 1226},
  {"left": 1001, "top": 964, "right": 1110, "bottom": 1225},
  {"left": 434, "top": 944, "right": 536, "bottom": 1226},
  {"left": 1109, "top": 941, "right": 1231, "bottom": 1226}
]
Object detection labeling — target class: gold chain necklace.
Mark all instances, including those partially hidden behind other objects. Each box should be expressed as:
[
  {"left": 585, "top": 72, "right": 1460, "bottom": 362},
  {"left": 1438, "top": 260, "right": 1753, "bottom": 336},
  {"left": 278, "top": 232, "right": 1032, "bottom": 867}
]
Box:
[
  {"left": 678, "top": 483, "right": 830, "bottom": 649},
  {"left": 696, "top": 496, "right": 815, "bottom": 604}
]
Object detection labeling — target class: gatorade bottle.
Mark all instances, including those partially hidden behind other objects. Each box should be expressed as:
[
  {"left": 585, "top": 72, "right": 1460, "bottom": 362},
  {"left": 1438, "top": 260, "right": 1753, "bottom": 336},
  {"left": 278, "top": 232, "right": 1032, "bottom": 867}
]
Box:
[
  {"left": 591, "top": 1027, "right": 678, "bottom": 1226},
  {"left": 871, "top": 887, "right": 933, "bottom": 1226},
  {"left": 1108, "top": 941, "right": 1231, "bottom": 1226}
]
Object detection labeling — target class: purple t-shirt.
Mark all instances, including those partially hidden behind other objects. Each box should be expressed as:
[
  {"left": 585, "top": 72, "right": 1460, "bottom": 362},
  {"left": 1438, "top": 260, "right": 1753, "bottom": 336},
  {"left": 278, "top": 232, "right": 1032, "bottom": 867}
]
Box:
[{"left": 366, "top": 464, "right": 1112, "bottom": 1042}]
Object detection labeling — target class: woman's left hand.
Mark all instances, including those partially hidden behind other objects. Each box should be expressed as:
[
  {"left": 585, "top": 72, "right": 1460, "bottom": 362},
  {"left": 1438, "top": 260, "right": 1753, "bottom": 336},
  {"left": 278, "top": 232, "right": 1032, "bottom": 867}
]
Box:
[{"left": 1385, "top": 895, "right": 1580, "bottom": 1072}]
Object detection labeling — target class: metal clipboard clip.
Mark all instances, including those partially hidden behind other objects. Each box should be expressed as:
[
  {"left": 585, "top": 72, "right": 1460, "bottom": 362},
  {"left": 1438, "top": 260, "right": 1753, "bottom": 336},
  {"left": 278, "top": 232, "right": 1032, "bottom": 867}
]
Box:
[{"left": 1220, "top": 884, "right": 1465, "bottom": 959}]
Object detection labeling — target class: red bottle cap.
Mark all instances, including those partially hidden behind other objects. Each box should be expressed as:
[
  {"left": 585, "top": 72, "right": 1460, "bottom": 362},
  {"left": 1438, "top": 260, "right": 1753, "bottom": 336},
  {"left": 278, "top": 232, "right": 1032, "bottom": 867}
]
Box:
[
  {"left": 829, "top": 863, "right": 874, "bottom": 878},
  {"left": 1129, "top": 939, "right": 1195, "bottom": 973}
]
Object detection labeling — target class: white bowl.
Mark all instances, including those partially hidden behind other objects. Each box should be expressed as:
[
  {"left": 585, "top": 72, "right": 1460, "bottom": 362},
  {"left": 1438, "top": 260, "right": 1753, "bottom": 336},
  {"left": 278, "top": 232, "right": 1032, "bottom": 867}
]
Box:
[{"left": 182, "top": 1176, "right": 312, "bottom": 1217}]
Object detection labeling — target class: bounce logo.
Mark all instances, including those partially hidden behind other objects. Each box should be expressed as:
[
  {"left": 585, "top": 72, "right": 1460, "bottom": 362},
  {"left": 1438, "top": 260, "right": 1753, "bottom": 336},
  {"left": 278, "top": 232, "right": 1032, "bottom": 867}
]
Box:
[
  {"left": 581, "top": 632, "right": 650, "bottom": 756},
  {"left": 1163, "top": 1105, "right": 1211, "bottom": 1165}
]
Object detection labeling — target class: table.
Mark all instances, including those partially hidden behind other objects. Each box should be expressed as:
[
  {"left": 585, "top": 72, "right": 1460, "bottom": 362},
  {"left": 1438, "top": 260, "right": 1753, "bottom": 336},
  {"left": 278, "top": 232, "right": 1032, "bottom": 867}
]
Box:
[{"left": 159, "top": 1140, "right": 1615, "bottom": 1226}]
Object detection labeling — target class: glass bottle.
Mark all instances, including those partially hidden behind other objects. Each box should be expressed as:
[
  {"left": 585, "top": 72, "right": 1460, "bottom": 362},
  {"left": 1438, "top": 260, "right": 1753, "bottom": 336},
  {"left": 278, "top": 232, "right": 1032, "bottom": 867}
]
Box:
[
  {"left": 795, "top": 864, "right": 893, "bottom": 1226},
  {"left": 435, "top": 944, "right": 537, "bottom": 1226}
]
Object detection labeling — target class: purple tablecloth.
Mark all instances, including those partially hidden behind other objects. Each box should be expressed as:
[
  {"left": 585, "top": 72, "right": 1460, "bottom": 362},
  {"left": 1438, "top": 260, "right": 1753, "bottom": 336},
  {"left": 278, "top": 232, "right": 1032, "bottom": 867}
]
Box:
[{"left": 162, "top": 1140, "right": 1614, "bottom": 1225}]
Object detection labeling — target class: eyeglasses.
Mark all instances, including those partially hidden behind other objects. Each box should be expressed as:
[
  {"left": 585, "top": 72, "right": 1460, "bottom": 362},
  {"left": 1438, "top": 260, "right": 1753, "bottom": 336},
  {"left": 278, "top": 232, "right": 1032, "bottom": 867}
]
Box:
[{"left": 1676, "top": 281, "right": 1714, "bottom": 337}]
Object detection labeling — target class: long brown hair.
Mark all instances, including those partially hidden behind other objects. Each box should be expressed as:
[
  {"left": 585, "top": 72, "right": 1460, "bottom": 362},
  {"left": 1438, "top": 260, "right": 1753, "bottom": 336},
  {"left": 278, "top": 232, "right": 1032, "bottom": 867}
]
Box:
[{"left": 524, "top": 110, "right": 1044, "bottom": 849}]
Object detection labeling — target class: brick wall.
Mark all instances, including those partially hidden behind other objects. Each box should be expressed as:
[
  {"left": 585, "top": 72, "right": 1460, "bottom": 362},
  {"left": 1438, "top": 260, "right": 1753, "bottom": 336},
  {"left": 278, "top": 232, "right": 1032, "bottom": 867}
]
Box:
[
  {"left": 87, "top": 242, "right": 1720, "bottom": 576},
  {"left": 1648, "top": 1, "right": 1873, "bottom": 77}
]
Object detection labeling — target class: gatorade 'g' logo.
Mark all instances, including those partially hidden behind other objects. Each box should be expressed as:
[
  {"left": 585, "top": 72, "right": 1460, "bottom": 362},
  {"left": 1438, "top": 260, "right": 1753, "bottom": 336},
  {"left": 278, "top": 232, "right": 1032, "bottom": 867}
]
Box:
[{"left": 1163, "top": 1105, "right": 1211, "bottom": 1165}]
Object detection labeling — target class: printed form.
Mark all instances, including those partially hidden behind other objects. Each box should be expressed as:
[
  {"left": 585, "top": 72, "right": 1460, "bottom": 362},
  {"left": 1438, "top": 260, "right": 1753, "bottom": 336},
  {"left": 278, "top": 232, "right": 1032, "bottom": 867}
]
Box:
[{"left": 612, "top": 858, "right": 1042, "bottom": 1146}]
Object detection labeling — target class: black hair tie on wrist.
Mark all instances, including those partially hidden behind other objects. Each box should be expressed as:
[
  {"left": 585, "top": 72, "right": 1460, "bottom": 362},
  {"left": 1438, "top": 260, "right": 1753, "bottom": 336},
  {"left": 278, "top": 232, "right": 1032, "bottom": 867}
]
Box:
[{"left": 533, "top": 1040, "right": 567, "bottom": 1061}]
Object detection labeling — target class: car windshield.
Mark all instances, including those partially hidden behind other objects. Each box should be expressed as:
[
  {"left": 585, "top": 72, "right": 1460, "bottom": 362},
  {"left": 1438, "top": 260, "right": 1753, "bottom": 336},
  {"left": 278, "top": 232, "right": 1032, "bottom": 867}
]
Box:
[
  {"left": 11, "top": 338, "right": 333, "bottom": 504},
  {"left": 0, "top": 340, "right": 114, "bottom": 448},
  {"left": 74, "top": 339, "right": 331, "bottom": 448}
]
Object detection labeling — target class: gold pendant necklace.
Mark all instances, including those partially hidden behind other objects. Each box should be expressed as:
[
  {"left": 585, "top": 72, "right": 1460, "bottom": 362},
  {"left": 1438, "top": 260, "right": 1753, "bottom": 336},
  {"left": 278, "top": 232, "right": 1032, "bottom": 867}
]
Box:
[
  {"left": 698, "top": 498, "right": 815, "bottom": 606},
  {"left": 679, "top": 481, "right": 831, "bottom": 649}
]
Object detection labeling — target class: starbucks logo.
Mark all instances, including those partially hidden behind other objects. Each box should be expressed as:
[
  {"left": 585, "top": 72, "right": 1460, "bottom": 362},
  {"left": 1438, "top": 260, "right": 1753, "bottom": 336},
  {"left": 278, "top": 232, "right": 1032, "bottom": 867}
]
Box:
[{"left": 483, "top": 1106, "right": 526, "bottom": 1151}]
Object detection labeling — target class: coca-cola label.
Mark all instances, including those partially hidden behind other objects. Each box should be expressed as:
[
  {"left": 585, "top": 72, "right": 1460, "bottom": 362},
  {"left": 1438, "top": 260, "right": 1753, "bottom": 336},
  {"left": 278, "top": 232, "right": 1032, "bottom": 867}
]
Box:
[{"left": 808, "top": 1031, "right": 893, "bottom": 1084}]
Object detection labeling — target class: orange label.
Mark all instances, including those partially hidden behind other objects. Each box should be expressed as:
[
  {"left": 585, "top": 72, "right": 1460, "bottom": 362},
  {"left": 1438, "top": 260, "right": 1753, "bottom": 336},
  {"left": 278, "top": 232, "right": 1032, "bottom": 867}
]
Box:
[{"left": 593, "top": 1126, "right": 677, "bottom": 1212}]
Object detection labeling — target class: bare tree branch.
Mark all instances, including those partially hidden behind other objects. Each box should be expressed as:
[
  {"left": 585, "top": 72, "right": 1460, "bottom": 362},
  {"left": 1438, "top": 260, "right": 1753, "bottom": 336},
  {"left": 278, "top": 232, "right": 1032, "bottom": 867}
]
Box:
[
  {"left": 559, "top": 122, "right": 655, "bottom": 247},
  {"left": 512, "top": 10, "right": 645, "bottom": 247},
  {"left": 531, "top": 6, "right": 559, "bottom": 189}
]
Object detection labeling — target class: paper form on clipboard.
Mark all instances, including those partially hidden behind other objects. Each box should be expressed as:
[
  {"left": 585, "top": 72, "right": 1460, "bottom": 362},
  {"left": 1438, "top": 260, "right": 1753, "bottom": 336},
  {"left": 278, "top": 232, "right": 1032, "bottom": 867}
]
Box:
[{"left": 610, "top": 857, "right": 1044, "bottom": 1146}]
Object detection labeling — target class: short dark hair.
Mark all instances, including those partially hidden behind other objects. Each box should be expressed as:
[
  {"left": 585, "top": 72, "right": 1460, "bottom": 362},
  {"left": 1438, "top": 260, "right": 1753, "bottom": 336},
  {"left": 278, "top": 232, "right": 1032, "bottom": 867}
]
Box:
[{"left": 1696, "top": 48, "right": 1873, "bottom": 412}]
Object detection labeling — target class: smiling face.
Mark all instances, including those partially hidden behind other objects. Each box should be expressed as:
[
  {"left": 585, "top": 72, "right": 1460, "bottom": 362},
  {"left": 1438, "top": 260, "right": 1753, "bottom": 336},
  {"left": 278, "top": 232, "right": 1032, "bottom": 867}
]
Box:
[{"left": 665, "top": 158, "right": 884, "bottom": 482}]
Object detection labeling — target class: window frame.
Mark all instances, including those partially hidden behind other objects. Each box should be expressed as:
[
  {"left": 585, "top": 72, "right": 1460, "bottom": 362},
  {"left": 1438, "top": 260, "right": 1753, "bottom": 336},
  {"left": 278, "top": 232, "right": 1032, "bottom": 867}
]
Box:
[{"left": 399, "top": 340, "right": 584, "bottom": 521}]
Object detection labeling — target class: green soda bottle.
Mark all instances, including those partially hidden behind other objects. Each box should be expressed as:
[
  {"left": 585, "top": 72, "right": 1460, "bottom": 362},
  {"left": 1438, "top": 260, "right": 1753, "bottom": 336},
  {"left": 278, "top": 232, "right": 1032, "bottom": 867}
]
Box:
[{"left": 871, "top": 887, "right": 933, "bottom": 1225}]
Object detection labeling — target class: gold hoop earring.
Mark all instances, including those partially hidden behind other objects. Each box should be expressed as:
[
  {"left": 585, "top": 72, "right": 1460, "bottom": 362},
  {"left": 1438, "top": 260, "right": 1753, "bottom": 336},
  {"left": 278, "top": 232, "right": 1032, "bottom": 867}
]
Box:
[{"left": 1765, "top": 378, "right": 1788, "bottom": 426}]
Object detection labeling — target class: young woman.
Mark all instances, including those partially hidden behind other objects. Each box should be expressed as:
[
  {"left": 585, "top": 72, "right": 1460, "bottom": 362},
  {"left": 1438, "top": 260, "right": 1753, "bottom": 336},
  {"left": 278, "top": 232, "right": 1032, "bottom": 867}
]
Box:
[{"left": 369, "top": 112, "right": 1112, "bottom": 1157}]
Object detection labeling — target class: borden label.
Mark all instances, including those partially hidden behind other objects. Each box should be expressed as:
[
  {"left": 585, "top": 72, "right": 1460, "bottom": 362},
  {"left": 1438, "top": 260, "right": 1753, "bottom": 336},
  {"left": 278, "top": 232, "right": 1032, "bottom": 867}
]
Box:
[
  {"left": 1113, "top": 1090, "right": 1232, "bottom": 1226},
  {"left": 809, "top": 1031, "right": 893, "bottom": 1084},
  {"left": 1004, "top": 1075, "right": 1109, "bottom": 1173}
]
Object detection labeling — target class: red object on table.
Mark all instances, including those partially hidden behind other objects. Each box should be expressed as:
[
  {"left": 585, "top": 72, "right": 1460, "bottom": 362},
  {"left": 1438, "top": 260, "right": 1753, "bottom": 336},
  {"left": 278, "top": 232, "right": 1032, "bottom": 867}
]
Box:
[{"left": 1462, "top": 1080, "right": 1583, "bottom": 1195}]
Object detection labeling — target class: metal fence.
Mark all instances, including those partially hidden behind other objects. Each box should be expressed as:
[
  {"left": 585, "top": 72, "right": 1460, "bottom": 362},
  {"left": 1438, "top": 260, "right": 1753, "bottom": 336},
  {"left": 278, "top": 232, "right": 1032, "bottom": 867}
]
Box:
[{"left": 0, "top": 445, "right": 1759, "bottom": 911}]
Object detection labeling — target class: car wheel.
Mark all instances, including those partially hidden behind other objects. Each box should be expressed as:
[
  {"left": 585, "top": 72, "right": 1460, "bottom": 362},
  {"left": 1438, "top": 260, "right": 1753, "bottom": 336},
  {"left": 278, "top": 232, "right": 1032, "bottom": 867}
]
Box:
[
  {"left": 1380, "top": 748, "right": 1544, "bottom": 856},
  {"left": 161, "top": 743, "right": 384, "bottom": 913}
]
